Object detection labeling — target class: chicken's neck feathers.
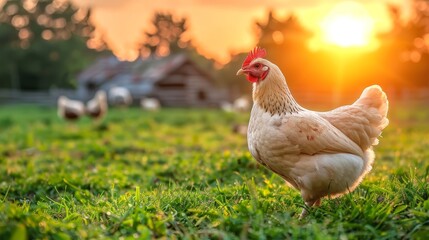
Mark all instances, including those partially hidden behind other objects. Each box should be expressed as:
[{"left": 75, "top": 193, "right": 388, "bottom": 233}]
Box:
[{"left": 252, "top": 68, "right": 303, "bottom": 115}]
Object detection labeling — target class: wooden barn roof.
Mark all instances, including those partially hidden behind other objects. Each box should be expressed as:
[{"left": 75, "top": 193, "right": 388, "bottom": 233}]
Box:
[{"left": 78, "top": 54, "right": 213, "bottom": 85}]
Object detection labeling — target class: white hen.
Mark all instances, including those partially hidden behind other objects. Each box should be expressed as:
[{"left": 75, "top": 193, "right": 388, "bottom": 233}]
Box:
[
  {"left": 237, "top": 47, "right": 389, "bottom": 218},
  {"left": 57, "top": 96, "right": 85, "bottom": 121},
  {"left": 140, "top": 97, "right": 161, "bottom": 111},
  {"left": 108, "top": 87, "right": 132, "bottom": 107},
  {"left": 86, "top": 90, "right": 108, "bottom": 120}
]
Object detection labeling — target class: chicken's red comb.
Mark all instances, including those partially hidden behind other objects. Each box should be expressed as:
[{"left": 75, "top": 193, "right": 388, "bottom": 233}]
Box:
[{"left": 242, "top": 47, "right": 267, "bottom": 68}]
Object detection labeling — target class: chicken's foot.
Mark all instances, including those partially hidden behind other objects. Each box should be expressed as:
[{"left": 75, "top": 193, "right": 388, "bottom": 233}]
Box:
[{"left": 299, "top": 199, "right": 321, "bottom": 219}]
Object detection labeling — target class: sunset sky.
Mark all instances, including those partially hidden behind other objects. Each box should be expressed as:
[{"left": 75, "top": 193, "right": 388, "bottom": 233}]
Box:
[{"left": 71, "top": 0, "right": 410, "bottom": 63}]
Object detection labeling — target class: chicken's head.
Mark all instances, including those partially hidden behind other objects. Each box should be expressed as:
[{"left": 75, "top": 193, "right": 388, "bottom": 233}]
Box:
[{"left": 236, "top": 47, "right": 271, "bottom": 83}]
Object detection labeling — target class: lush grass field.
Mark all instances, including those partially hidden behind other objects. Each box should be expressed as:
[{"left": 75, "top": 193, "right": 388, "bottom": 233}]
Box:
[{"left": 0, "top": 103, "right": 428, "bottom": 239}]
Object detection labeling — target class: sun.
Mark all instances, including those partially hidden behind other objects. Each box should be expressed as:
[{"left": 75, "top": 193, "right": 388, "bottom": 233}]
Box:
[{"left": 321, "top": 1, "right": 374, "bottom": 47}]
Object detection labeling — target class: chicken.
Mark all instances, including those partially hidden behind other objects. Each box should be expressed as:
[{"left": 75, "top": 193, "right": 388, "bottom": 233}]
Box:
[
  {"left": 140, "top": 97, "right": 161, "bottom": 111},
  {"left": 220, "top": 98, "right": 250, "bottom": 113},
  {"left": 108, "top": 86, "right": 132, "bottom": 107},
  {"left": 233, "top": 96, "right": 251, "bottom": 112},
  {"left": 86, "top": 90, "right": 108, "bottom": 120},
  {"left": 57, "top": 96, "right": 85, "bottom": 121},
  {"left": 236, "top": 47, "right": 389, "bottom": 218},
  {"left": 220, "top": 101, "right": 234, "bottom": 112}
]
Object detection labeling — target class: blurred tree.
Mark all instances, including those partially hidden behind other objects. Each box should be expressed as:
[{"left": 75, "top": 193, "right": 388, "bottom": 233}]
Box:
[
  {"left": 137, "top": 12, "right": 221, "bottom": 89},
  {"left": 221, "top": 5, "right": 429, "bottom": 101},
  {"left": 255, "top": 11, "right": 314, "bottom": 93},
  {"left": 0, "top": 0, "right": 101, "bottom": 90},
  {"left": 218, "top": 11, "right": 315, "bottom": 98},
  {"left": 139, "top": 12, "right": 189, "bottom": 57},
  {"left": 217, "top": 52, "right": 252, "bottom": 98},
  {"left": 378, "top": 0, "right": 429, "bottom": 88},
  {"left": 256, "top": 12, "right": 312, "bottom": 55}
]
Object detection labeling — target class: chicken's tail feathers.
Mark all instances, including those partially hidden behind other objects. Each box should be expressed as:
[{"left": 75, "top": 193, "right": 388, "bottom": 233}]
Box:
[{"left": 354, "top": 85, "right": 389, "bottom": 130}]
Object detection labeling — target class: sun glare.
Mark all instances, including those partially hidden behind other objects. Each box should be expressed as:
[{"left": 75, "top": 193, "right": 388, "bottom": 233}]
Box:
[{"left": 321, "top": 1, "right": 374, "bottom": 48}]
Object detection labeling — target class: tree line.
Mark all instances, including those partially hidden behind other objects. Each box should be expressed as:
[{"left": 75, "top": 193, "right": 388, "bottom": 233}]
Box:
[
  {"left": 219, "top": 0, "right": 429, "bottom": 98},
  {"left": 1, "top": 0, "right": 428, "bottom": 98},
  {"left": 0, "top": 0, "right": 97, "bottom": 90}
]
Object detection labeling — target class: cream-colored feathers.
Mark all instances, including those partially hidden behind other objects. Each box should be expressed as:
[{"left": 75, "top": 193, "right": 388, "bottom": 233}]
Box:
[{"left": 243, "top": 55, "right": 389, "bottom": 218}]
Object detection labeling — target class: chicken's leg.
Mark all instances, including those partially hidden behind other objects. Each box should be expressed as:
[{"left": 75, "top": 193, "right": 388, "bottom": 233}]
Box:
[{"left": 299, "top": 198, "right": 321, "bottom": 219}]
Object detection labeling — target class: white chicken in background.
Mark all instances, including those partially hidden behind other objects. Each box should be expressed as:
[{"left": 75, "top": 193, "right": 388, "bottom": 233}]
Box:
[
  {"left": 57, "top": 96, "right": 85, "bottom": 121},
  {"left": 140, "top": 97, "right": 161, "bottom": 111},
  {"left": 233, "top": 96, "right": 251, "bottom": 112},
  {"left": 237, "top": 47, "right": 389, "bottom": 218},
  {"left": 220, "top": 101, "right": 234, "bottom": 112},
  {"left": 108, "top": 87, "right": 132, "bottom": 107},
  {"left": 86, "top": 90, "right": 108, "bottom": 120}
]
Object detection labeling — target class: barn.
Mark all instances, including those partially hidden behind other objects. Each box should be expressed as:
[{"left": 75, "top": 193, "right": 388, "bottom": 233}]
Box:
[{"left": 77, "top": 54, "right": 227, "bottom": 107}]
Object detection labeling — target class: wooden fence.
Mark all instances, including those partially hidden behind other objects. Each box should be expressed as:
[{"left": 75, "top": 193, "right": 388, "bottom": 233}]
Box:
[
  {"left": 0, "top": 88, "right": 428, "bottom": 107},
  {"left": 0, "top": 89, "right": 77, "bottom": 106}
]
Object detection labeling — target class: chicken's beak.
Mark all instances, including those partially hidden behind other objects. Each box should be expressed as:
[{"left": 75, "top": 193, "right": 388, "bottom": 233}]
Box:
[{"left": 236, "top": 68, "right": 244, "bottom": 75}]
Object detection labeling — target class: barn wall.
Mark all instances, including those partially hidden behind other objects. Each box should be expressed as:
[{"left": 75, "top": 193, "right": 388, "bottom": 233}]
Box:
[
  {"left": 152, "top": 74, "right": 183, "bottom": 106},
  {"left": 153, "top": 62, "right": 221, "bottom": 107},
  {"left": 186, "top": 76, "right": 215, "bottom": 107},
  {"left": 78, "top": 56, "right": 228, "bottom": 107}
]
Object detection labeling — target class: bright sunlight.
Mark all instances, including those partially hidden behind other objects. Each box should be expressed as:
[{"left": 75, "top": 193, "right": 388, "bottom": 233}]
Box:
[{"left": 321, "top": 1, "right": 374, "bottom": 47}]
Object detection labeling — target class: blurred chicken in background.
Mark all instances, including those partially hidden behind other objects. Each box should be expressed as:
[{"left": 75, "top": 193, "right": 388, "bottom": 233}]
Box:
[
  {"left": 220, "top": 101, "right": 234, "bottom": 112},
  {"left": 86, "top": 90, "right": 108, "bottom": 121},
  {"left": 140, "top": 98, "right": 161, "bottom": 111},
  {"left": 108, "top": 87, "right": 132, "bottom": 107},
  {"left": 57, "top": 96, "right": 85, "bottom": 121},
  {"left": 233, "top": 96, "right": 251, "bottom": 112}
]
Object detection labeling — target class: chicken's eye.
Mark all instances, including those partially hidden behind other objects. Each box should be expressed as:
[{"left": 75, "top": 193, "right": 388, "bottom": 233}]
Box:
[{"left": 254, "top": 63, "right": 261, "bottom": 68}]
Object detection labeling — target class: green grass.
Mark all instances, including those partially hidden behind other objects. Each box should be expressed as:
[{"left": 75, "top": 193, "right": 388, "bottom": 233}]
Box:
[{"left": 0, "top": 103, "right": 428, "bottom": 239}]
